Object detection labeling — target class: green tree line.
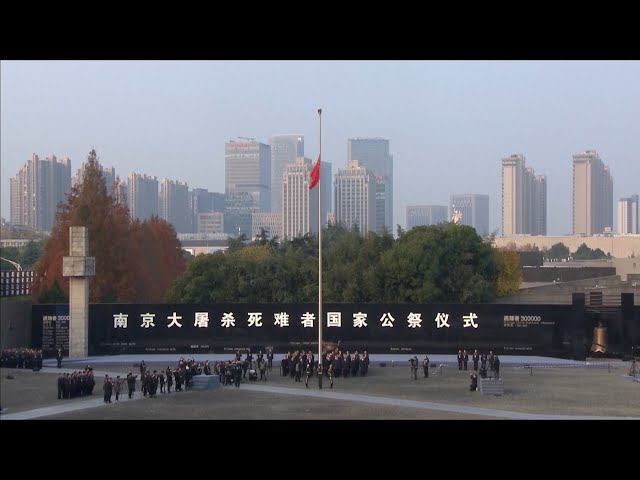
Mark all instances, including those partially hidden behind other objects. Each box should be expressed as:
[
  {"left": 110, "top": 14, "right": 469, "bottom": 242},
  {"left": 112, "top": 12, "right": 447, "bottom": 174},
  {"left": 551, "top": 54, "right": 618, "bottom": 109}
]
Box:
[{"left": 166, "top": 223, "right": 522, "bottom": 304}]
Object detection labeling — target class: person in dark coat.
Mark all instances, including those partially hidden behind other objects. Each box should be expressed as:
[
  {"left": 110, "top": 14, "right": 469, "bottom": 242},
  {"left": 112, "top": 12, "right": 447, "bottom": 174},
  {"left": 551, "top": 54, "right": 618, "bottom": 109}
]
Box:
[
  {"left": 472, "top": 349, "right": 480, "bottom": 371},
  {"left": 166, "top": 367, "right": 173, "bottom": 393},
  {"left": 113, "top": 375, "right": 122, "bottom": 401},
  {"left": 57, "top": 373, "right": 64, "bottom": 399},
  {"left": 233, "top": 363, "right": 242, "bottom": 388},
  {"left": 469, "top": 373, "right": 478, "bottom": 391},
  {"left": 457, "top": 349, "right": 463, "bottom": 370},
  {"left": 56, "top": 348, "right": 63, "bottom": 368},
  {"left": 422, "top": 355, "right": 430, "bottom": 378},
  {"left": 159, "top": 371, "right": 165, "bottom": 393},
  {"left": 259, "top": 359, "right": 267, "bottom": 381},
  {"left": 494, "top": 355, "right": 501, "bottom": 380},
  {"left": 360, "top": 351, "right": 369, "bottom": 376},
  {"left": 103, "top": 376, "right": 113, "bottom": 403},
  {"left": 304, "top": 363, "right": 312, "bottom": 388},
  {"left": 267, "top": 348, "right": 274, "bottom": 370},
  {"left": 126, "top": 373, "right": 136, "bottom": 398},
  {"left": 462, "top": 350, "right": 469, "bottom": 370}
]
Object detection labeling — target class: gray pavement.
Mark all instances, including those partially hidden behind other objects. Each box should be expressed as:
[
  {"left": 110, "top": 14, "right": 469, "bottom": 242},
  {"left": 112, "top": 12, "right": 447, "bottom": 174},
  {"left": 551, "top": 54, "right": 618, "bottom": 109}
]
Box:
[{"left": 2, "top": 363, "right": 638, "bottom": 420}]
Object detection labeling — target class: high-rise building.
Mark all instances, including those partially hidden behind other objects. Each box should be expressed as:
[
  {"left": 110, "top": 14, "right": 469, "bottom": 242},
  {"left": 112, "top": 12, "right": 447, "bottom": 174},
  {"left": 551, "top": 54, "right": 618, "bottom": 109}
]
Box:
[
  {"left": 617, "top": 195, "right": 639, "bottom": 234},
  {"left": 282, "top": 157, "right": 317, "bottom": 239},
  {"left": 127, "top": 173, "right": 159, "bottom": 222},
  {"left": 572, "top": 150, "right": 613, "bottom": 236},
  {"left": 501, "top": 154, "right": 547, "bottom": 236},
  {"left": 347, "top": 138, "right": 393, "bottom": 233},
  {"left": 531, "top": 173, "right": 547, "bottom": 236},
  {"left": 269, "top": 134, "right": 304, "bottom": 213},
  {"left": 197, "top": 212, "right": 224, "bottom": 235},
  {"left": 334, "top": 160, "right": 376, "bottom": 235},
  {"left": 252, "top": 212, "right": 282, "bottom": 240},
  {"left": 449, "top": 194, "right": 490, "bottom": 236},
  {"left": 406, "top": 205, "right": 448, "bottom": 230},
  {"left": 160, "top": 179, "right": 190, "bottom": 233},
  {"left": 189, "top": 188, "right": 225, "bottom": 233},
  {"left": 9, "top": 153, "right": 71, "bottom": 231},
  {"left": 224, "top": 139, "right": 271, "bottom": 237}
]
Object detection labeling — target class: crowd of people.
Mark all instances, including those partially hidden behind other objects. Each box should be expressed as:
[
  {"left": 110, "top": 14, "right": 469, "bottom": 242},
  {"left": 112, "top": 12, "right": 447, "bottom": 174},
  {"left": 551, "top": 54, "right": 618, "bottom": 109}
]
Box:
[
  {"left": 468, "top": 350, "right": 501, "bottom": 391},
  {"left": 277, "top": 349, "right": 371, "bottom": 388},
  {"left": 57, "top": 365, "right": 95, "bottom": 399},
  {"left": 213, "top": 349, "right": 270, "bottom": 387},
  {"left": 45, "top": 347, "right": 507, "bottom": 400},
  {"left": 0, "top": 348, "right": 43, "bottom": 369}
]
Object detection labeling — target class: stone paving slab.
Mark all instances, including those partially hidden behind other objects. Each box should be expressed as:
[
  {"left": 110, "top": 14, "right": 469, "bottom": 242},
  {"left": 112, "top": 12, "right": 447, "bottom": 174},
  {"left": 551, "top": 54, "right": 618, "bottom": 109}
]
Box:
[{"left": 3, "top": 355, "right": 638, "bottom": 420}]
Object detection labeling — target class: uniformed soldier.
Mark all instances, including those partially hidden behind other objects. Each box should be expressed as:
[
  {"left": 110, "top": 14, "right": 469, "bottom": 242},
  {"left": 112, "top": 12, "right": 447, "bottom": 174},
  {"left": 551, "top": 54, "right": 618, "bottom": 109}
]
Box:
[
  {"left": 159, "top": 371, "right": 165, "bottom": 393},
  {"left": 57, "top": 373, "right": 64, "bottom": 399},
  {"left": 126, "top": 372, "right": 136, "bottom": 398},
  {"left": 304, "top": 363, "right": 312, "bottom": 388},
  {"left": 317, "top": 363, "right": 323, "bottom": 389},
  {"left": 56, "top": 348, "right": 63, "bottom": 368},
  {"left": 267, "top": 348, "right": 274, "bottom": 370},
  {"left": 166, "top": 367, "right": 173, "bottom": 393},
  {"left": 259, "top": 359, "right": 267, "bottom": 381},
  {"left": 328, "top": 363, "right": 334, "bottom": 388}
]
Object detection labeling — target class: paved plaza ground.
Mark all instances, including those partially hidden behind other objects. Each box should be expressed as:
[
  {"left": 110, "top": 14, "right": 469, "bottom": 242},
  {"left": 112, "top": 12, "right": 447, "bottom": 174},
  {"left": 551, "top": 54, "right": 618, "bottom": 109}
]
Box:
[{"left": 1, "top": 354, "right": 638, "bottom": 420}]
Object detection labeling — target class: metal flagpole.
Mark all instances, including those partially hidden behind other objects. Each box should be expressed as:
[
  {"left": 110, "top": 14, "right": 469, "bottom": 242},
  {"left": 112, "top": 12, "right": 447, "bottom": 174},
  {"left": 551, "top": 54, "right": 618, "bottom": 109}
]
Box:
[{"left": 317, "top": 108, "right": 322, "bottom": 376}]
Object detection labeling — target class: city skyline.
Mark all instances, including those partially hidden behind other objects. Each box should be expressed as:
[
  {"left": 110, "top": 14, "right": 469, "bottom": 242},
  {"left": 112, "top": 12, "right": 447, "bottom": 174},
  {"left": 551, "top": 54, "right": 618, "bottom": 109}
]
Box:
[{"left": 2, "top": 61, "right": 639, "bottom": 234}]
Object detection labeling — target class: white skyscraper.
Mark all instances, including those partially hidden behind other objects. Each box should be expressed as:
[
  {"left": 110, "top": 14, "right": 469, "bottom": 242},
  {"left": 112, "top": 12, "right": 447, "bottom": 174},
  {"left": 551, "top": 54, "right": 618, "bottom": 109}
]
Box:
[
  {"left": 127, "top": 173, "right": 159, "bottom": 222},
  {"left": 9, "top": 153, "right": 72, "bottom": 231},
  {"left": 282, "top": 157, "right": 317, "bottom": 239},
  {"left": 573, "top": 150, "right": 613, "bottom": 236},
  {"left": 501, "top": 154, "right": 547, "bottom": 236},
  {"left": 334, "top": 160, "right": 376, "bottom": 235}
]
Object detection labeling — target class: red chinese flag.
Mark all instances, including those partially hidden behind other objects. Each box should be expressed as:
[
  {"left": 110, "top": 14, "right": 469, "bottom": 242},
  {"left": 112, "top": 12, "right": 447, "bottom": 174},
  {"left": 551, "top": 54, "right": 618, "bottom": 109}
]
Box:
[{"left": 309, "top": 155, "right": 320, "bottom": 190}]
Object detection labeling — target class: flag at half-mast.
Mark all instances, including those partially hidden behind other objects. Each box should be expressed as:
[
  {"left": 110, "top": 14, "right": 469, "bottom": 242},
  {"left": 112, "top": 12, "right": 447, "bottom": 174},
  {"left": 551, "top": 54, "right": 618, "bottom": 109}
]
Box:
[{"left": 309, "top": 155, "right": 320, "bottom": 190}]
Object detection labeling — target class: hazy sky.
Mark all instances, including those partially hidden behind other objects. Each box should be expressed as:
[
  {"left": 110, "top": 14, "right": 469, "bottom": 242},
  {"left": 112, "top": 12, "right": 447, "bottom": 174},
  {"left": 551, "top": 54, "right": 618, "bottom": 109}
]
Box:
[{"left": 2, "top": 60, "right": 639, "bottom": 235}]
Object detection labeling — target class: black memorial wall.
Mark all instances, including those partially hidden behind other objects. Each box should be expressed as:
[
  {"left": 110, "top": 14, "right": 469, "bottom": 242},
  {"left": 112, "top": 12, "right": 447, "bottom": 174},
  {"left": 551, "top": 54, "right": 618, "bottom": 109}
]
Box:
[{"left": 33, "top": 303, "right": 575, "bottom": 356}]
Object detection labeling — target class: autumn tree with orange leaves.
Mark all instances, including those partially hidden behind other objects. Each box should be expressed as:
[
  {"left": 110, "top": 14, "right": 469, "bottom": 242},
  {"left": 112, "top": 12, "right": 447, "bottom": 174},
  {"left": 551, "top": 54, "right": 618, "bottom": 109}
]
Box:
[{"left": 33, "top": 149, "right": 185, "bottom": 303}]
